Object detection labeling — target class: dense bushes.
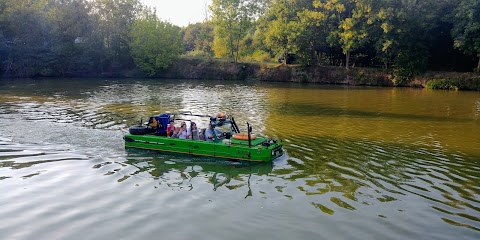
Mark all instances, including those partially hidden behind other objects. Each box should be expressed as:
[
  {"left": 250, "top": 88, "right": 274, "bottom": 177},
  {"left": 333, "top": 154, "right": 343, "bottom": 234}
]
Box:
[{"left": 426, "top": 78, "right": 480, "bottom": 91}]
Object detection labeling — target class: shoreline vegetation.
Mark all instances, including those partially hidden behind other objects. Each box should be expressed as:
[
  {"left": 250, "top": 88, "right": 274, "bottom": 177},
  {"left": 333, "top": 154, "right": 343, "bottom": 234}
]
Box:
[
  {"left": 160, "top": 58, "right": 480, "bottom": 91},
  {"left": 1, "top": 0, "right": 479, "bottom": 91},
  {"left": 15, "top": 57, "right": 480, "bottom": 91}
]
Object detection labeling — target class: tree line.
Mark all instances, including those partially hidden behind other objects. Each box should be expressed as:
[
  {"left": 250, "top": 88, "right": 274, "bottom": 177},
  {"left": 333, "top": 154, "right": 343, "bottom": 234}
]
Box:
[
  {"left": 1, "top": 0, "right": 479, "bottom": 84},
  {"left": 0, "top": 0, "right": 181, "bottom": 78}
]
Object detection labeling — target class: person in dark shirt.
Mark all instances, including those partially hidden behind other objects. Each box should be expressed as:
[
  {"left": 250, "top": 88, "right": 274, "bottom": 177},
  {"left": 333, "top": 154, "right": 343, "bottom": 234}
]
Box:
[{"left": 188, "top": 122, "right": 200, "bottom": 140}]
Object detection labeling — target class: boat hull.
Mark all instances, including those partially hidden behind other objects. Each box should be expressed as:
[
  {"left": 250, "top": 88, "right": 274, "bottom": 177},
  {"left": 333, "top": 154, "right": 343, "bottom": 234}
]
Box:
[{"left": 124, "top": 134, "right": 284, "bottom": 162}]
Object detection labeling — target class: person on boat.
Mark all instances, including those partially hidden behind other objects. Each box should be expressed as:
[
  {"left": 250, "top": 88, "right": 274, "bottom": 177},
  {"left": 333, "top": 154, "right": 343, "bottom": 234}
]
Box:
[
  {"left": 171, "top": 128, "right": 180, "bottom": 138},
  {"left": 199, "top": 128, "right": 206, "bottom": 141},
  {"left": 188, "top": 122, "right": 200, "bottom": 140},
  {"left": 166, "top": 119, "right": 176, "bottom": 137},
  {"left": 205, "top": 123, "right": 214, "bottom": 141},
  {"left": 178, "top": 122, "right": 188, "bottom": 139}
]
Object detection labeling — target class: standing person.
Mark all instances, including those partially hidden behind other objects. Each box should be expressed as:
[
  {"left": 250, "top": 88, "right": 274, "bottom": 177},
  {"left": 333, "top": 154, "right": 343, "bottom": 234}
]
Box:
[
  {"left": 204, "top": 122, "right": 214, "bottom": 141},
  {"left": 178, "top": 122, "right": 188, "bottom": 139},
  {"left": 166, "top": 119, "right": 176, "bottom": 137},
  {"left": 188, "top": 122, "right": 200, "bottom": 140}
]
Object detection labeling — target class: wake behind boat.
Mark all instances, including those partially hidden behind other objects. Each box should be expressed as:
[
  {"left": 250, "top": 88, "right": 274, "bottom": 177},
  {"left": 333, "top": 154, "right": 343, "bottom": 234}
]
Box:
[{"left": 124, "top": 112, "right": 284, "bottom": 162}]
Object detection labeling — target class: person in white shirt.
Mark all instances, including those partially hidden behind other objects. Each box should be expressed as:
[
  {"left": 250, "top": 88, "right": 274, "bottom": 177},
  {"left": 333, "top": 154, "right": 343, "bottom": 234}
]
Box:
[{"left": 178, "top": 122, "right": 188, "bottom": 139}]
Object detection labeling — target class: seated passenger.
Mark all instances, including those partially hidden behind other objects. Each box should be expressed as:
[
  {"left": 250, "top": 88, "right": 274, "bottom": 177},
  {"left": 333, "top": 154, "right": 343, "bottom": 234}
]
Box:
[
  {"left": 178, "top": 122, "right": 188, "bottom": 139},
  {"left": 199, "top": 128, "right": 206, "bottom": 141},
  {"left": 204, "top": 123, "right": 214, "bottom": 141},
  {"left": 166, "top": 119, "right": 176, "bottom": 137},
  {"left": 188, "top": 122, "right": 200, "bottom": 140},
  {"left": 171, "top": 128, "right": 180, "bottom": 138}
]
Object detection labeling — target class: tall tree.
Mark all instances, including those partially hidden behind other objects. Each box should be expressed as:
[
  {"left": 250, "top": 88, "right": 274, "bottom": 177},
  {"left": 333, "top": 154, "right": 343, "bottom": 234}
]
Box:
[
  {"left": 310, "top": 0, "right": 374, "bottom": 69},
  {"left": 183, "top": 23, "right": 201, "bottom": 51},
  {"left": 210, "top": 0, "right": 259, "bottom": 62},
  {"left": 47, "top": 0, "right": 96, "bottom": 76},
  {"left": 182, "top": 22, "right": 214, "bottom": 56},
  {"left": 92, "top": 0, "right": 142, "bottom": 69},
  {"left": 262, "top": 0, "right": 302, "bottom": 65},
  {"left": 130, "top": 14, "right": 183, "bottom": 76},
  {"left": 197, "top": 22, "right": 215, "bottom": 57},
  {"left": 301, "top": 0, "right": 341, "bottom": 66},
  {"left": 0, "top": 0, "right": 54, "bottom": 77},
  {"left": 374, "top": 0, "right": 440, "bottom": 84},
  {"left": 452, "top": 0, "right": 480, "bottom": 72}
]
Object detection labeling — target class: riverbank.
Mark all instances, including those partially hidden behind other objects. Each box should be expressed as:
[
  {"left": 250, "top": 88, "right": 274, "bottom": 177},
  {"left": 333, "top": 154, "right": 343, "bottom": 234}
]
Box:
[
  {"left": 3, "top": 58, "right": 479, "bottom": 91},
  {"left": 156, "top": 58, "right": 480, "bottom": 90}
]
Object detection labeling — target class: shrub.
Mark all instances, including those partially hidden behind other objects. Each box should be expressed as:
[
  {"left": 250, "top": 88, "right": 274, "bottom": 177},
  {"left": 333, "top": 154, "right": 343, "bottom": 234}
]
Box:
[
  {"left": 426, "top": 79, "right": 459, "bottom": 90},
  {"left": 242, "top": 50, "right": 272, "bottom": 62},
  {"left": 392, "top": 50, "right": 427, "bottom": 86},
  {"left": 181, "top": 50, "right": 211, "bottom": 59},
  {"left": 426, "top": 78, "right": 480, "bottom": 91}
]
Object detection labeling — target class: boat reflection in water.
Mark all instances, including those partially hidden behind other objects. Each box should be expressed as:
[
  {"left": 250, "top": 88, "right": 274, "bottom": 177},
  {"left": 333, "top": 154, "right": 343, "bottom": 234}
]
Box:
[{"left": 124, "top": 148, "right": 275, "bottom": 196}]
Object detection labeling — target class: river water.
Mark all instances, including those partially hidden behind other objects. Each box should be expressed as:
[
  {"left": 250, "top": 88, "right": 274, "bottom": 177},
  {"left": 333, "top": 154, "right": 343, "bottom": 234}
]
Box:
[{"left": 0, "top": 78, "right": 479, "bottom": 240}]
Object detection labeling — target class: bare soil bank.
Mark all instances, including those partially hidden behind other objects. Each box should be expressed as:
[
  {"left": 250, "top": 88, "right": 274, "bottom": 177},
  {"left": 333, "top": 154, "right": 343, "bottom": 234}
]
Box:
[
  {"left": 159, "top": 58, "right": 390, "bottom": 85},
  {"left": 158, "top": 58, "right": 479, "bottom": 90}
]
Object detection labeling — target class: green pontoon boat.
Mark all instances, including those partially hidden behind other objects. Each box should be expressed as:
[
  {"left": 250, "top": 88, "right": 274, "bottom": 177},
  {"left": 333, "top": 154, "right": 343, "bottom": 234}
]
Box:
[{"left": 124, "top": 112, "right": 284, "bottom": 162}]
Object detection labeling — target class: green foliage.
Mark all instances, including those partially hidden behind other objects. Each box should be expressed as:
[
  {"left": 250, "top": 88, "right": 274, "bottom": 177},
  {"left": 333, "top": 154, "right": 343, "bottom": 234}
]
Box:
[
  {"left": 182, "top": 22, "right": 214, "bottom": 56},
  {"left": 47, "top": 0, "right": 99, "bottom": 76},
  {"left": 93, "top": 0, "right": 143, "bottom": 66},
  {"left": 373, "top": 0, "right": 435, "bottom": 74},
  {"left": 182, "top": 24, "right": 199, "bottom": 51},
  {"left": 1, "top": 0, "right": 480, "bottom": 79},
  {"left": 452, "top": 0, "right": 480, "bottom": 71},
  {"left": 392, "top": 50, "right": 428, "bottom": 86},
  {"left": 0, "top": 0, "right": 143, "bottom": 77},
  {"left": 426, "top": 79, "right": 459, "bottom": 90},
  {"left": 210, "top": 0, "right": 260, "bottom": 62},
  {"left": 262, "top": 0, "right": 302, "bottom": 64},
  {"left": 303, "top": 0, "right": 376, "bottom": 68},
  {"left": 182, "top": 50, "right": 211, "bottom": 59},
  {"left": 426, "top": 78, "right": 480, "bottom": 91},
  {"left": 0, "top": 0, "right": 54, "bottom": 77},
  {"left": 130, "top": 17, "right": 183, "bottom": 76},
  {"left": 213, "top": 35, "right": 230, "bottom": 58},
  {"left": 243, "top": 50, "right": 272, "bottom": 62}
]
